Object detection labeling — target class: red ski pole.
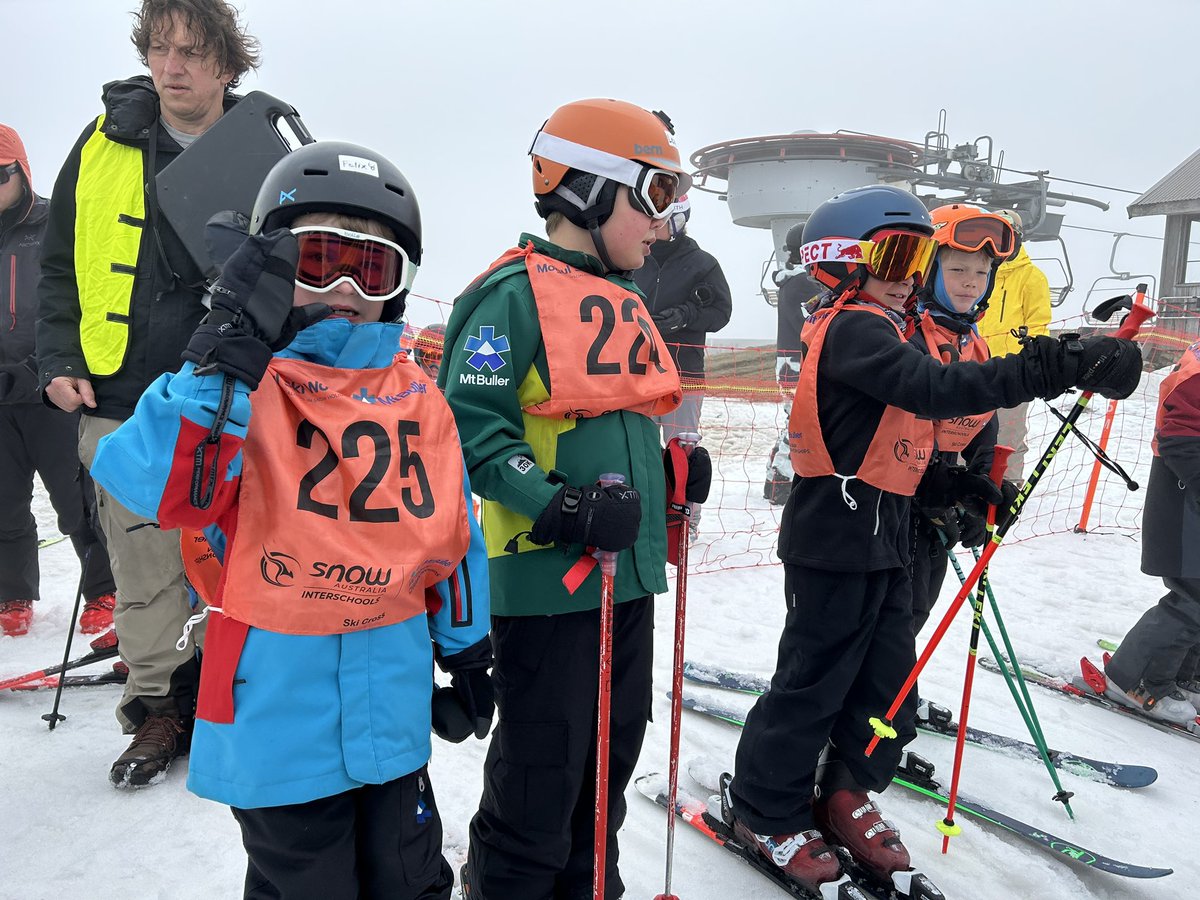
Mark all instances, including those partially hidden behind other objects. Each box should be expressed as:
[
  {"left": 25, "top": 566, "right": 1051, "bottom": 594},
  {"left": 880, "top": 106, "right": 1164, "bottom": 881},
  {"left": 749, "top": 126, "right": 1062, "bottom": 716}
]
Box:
[
  {"left": 865, "top": 299, "right": 1154, "bottom": 757},
  {"left": 594, "top": 472, "right": 625, "bottom": 900},
  {"left": 656, "top": 432, "right": 700, "bottom": 900},
  {"left": 937, "top": 446, "right": 1012, "bottom": 853}
]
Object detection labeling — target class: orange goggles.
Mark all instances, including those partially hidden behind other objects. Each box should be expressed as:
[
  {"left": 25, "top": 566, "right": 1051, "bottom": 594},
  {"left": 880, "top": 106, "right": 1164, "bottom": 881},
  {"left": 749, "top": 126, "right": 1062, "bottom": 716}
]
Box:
[
  {"left": 935, "top": 215, "right": 1015, "bottom": 259},
  {"left": 798, "top": 230, "right": 938, "bottom": 284}
]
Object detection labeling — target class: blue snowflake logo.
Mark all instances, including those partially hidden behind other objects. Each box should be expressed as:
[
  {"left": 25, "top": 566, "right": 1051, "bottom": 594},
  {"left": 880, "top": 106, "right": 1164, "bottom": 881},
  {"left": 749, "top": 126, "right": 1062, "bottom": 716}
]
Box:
[{"left": 464, "top": 325, "right": 510, "bottom": 372}]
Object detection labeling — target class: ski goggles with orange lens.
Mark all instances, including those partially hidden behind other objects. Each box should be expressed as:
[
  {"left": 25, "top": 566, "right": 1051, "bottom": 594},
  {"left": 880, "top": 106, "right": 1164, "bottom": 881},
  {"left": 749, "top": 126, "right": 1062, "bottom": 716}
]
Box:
[
  {"left": 629, "top": 168, "right": 680, "bottom": 219},
  {"left": 292, "top": 226, "right": 416, "bottom": 302},
  {"left": 934, "top": 214, "right": 1015, "bottom": 259},
  {"left": 798, "top": 230, "right": 939, "bottom": 284}
]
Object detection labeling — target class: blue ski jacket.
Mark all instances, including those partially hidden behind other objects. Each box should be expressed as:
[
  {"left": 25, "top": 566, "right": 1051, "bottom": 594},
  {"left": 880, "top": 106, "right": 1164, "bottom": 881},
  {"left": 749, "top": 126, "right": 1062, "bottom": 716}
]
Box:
[{"left": 91, "top": 318, "right": 491, "bottom": 809}]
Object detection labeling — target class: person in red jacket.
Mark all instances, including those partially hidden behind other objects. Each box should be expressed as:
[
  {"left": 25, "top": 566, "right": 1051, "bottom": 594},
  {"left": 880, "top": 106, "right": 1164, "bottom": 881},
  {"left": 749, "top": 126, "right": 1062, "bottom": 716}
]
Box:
[
  {"left": 1104, "top": 339, "right": 1200, "bottom": 724},
  {"left": 0, "top": 123, "right": 115, "bottom": 638},
  {"left": 726, "top": 185, "right": 1142, "bottom": 893}
]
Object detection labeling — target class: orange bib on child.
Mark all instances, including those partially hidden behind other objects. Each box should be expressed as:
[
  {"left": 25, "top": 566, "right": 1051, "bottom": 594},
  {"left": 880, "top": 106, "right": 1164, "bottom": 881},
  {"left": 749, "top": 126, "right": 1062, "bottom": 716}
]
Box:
[
  {"left": 912, "top": 310, "right": 994, "bottom": 453},
  {"left": 789, "top": 299, "right": 934, "bottom": 497},
  {"left": 219, "top": 354, "right": 469, "bottom": 635},
  {"left": 488, "top": 244, "right": 681, "bottom": 419}
]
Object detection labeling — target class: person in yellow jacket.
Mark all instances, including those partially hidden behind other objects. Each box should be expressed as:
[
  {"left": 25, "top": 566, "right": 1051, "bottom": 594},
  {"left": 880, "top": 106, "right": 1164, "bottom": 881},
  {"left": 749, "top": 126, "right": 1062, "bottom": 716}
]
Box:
[{"left": 976, "top": 209, "right": 1051, "bottom": 481}]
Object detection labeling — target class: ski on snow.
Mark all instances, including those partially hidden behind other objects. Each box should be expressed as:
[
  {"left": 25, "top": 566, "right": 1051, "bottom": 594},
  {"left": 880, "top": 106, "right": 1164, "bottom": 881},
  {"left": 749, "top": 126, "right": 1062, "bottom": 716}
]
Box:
[
  {"left": 678, "top": 697, "right": 1172, "bottom": 879},
  {"left": 634, "top": 773, "right": 942, "bottom": 899},
  {"left": 7, "top": 664, "right": 128, "bottom": 691},
  {"left": 0, "top": 629, "right": 119, "bottom": 692},
  {"left": 978, "top": 655, "right": 1200, "bottom": 745},
  {"left": 681, "top": 661, "right": 1156, "bottom": 789}
]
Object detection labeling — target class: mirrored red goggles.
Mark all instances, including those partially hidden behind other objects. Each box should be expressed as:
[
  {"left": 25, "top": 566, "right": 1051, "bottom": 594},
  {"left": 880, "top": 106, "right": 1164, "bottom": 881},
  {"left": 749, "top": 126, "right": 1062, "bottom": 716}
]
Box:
[
  {"left": 937, "top": 217, "right": 1015, "bottom": 259},
  {"left": 859, "top": 230, "right": 939, "bottom": 283},
  {"left": 292, "top": 226, "right": 416, "bottom": 302},
  {"left": 798, "top": 231, "right": 938, "bottom": 284},
  {"left": 628, "top": 168, "right": 679, "bottom": 219},
  {"left": 0, "top": 162, "right": 20, "bottom": 185}
]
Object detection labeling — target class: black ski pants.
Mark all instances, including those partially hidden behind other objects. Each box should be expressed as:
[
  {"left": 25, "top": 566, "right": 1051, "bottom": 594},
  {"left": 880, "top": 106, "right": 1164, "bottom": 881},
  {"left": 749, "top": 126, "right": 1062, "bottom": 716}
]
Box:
[
  {"left": 731, "top": 565, "right": 917, "bottom": 835},
  {"left": 1105, "top": 576, "right": 1200, "bottom": 697},
  {"left": 910, "top": 518, "right": 949, "bottom": 637},
  {"left": 465, "top": 596, "right": 654, "bottom": 900},
  {"left": 0, "top": 403, "right": 114, "bottom": 602},
  {"left": 230, "top": 766, "right": 453, "bottom": 900}
]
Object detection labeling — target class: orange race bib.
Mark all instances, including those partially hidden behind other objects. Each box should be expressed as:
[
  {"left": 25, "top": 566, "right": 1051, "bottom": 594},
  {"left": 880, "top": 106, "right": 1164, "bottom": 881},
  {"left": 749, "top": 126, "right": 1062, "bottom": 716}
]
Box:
[
  {"left": 484, "top": 245, "right": 681, "bottom": 419},
  {"left": 219, "top": 354, "right": 469, "bottom": 635},
  {"left": 789, "top": 300, "right": 933, "bottom": 496},
  {"left": 913, "top": 311, "right": 993, "bottom": 453}
]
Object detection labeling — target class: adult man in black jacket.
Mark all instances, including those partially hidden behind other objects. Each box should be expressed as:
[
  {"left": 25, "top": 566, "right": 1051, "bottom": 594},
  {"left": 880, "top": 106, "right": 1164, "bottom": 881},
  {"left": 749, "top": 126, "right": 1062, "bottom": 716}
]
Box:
[
  {"left": 37, "top": 0, "right": 260, "bottom": 787},
  {"left": 633, "top": 195, "right": 731, "bottom": 533},
  {"left": 0, "top": 124, "right": 116, "bottom": 639}
]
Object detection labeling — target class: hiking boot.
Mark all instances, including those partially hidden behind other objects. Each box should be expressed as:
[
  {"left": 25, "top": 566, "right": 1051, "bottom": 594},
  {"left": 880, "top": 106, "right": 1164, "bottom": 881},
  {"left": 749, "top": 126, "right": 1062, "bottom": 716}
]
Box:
[
  {"left": 731, "top": 817, "right": 843, "bottom": 892},
  {"left": 110, "top": 704, "right": 187, "bottom": 787},
  {"left": 813, "top": 789, "right": 910, "bottom": 881},
  {"left": 0, "top": 600, "right": 34, "bottom": 637},
  {"left": 1102, "top": 675, "right": 1196, "bottom": 725},
  {"left": 79, "top": 592, "right": 116, "bottom": 635}
]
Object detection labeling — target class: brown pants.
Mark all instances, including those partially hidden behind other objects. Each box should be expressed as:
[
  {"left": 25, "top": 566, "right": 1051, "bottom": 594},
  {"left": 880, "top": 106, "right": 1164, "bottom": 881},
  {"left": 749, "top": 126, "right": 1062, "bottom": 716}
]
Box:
[{"left": 79, "top": 415, "right": 204, "bottom": 732}]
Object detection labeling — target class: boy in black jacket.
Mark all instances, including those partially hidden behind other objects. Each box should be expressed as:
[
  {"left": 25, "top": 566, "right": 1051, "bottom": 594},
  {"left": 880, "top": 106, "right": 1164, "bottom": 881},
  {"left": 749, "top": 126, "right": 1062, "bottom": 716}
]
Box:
[{"left": 727, "top": 185, "right": 1142, "bottom": 892}]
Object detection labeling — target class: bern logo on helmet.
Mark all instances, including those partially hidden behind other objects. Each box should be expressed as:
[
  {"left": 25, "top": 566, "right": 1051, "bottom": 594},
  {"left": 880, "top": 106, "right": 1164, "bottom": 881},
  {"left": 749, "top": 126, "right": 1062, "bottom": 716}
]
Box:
[
  {"left": 338, "top": 155, "right": 380, "bottom": 177},
  {"left": 634, "top": 143, "right": 664, "bottom": 156},
  {"left": 279, "top": 188, "right": 296, "bottom": 204}
]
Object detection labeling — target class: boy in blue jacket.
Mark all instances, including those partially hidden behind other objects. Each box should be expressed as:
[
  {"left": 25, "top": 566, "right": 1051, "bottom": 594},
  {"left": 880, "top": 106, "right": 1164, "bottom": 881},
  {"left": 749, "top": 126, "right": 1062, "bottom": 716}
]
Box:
[{"left": 91, "top": 141, "right": 492, "bottom": 900}]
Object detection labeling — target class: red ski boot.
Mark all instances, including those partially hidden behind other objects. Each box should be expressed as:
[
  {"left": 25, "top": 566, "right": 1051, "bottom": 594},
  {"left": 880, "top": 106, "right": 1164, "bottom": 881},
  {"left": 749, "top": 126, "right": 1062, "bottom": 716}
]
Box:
[
  {"left": 731, "top": 819, "right": 844, "bottom": 892},
  {"left": 79, "top": 592, "right": 116, "bottom": 635},
  {"left": 0, "top": 600, "right": 34, "bottom": 636},
  {"left": 814, "top": 789, "right": 910, "bottom": 881}
]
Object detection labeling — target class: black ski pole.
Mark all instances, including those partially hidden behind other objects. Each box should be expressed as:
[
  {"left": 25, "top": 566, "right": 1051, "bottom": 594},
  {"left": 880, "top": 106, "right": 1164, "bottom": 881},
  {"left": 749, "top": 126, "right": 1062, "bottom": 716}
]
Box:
[{"left": 42, "top": 546, "right": 93, "bottom": 730}]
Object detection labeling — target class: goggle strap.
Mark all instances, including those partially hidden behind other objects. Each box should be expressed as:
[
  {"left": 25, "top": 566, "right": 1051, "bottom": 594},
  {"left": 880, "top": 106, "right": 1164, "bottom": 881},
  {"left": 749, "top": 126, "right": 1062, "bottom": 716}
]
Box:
[{"left": 531, "top": 132, "right": 647, "bottom": 190}]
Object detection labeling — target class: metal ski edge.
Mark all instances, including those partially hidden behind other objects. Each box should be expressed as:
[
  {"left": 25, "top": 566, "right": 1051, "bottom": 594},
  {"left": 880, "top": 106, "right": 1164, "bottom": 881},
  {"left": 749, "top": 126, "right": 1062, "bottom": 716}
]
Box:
[
  {"left": 633, "top": 774, "right": 885, "bottom": 900},
  {"left": 680, "top": 663, "right": 1157, "bottom": 789},
  {"left": 680, "top": 722, "right": 1173, "bottom": 879}
]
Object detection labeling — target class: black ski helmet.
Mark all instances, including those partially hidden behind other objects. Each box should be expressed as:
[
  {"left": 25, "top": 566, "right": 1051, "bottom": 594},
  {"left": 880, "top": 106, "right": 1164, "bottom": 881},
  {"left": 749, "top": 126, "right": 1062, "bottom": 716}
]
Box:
[
  {"left": 783, "top": 221, "right": 806, "bottom": 267},
  {"left": 250, "top": 141, "right": 422, "bottom": 322},
  {"left": 801, "top": 184, "right": 933, "bottom": 291}
]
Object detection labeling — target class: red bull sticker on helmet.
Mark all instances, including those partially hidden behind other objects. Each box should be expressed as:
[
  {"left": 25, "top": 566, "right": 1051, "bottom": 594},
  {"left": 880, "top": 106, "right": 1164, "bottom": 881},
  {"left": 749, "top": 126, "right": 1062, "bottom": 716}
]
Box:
[{"left": 797, "top": 238, "right": 865, "bottom": 268}]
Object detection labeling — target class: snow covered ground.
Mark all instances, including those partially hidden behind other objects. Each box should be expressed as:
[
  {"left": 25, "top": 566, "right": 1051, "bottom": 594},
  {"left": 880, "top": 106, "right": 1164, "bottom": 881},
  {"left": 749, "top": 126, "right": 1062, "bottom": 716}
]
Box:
[{"left": 5, "top": 370, "right": 1197, "bottom": 899}]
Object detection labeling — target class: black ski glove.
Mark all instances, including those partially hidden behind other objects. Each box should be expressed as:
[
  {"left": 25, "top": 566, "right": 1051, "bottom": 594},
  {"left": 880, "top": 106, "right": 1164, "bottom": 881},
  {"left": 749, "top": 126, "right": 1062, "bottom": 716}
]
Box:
[
  {"left": 993, "top": 479, "right": 1020, "bottom": 533},
  {"left": 431, "top": 637, "right": 494, "bottom": 743},
  {"left": 930, "top": 507, "right": 961, "bottom": 548},
  {"left": 916, "top": 460, "right": 1003, "bottom": 517},
  {"left": 652, "top": 305, "right": 693, "bottom": 334},
  {"left": 1074, "top": 335, "right": 1143, "bottom": 399},
  {"left": 664, "top": 444, "right": 712, "bottom": 504},
  {"left": 530, "top": 481, "right": 642, "bottom": 552},
  {"left": 182, "top": 228, "right": 331, "bottom": 389},
  {"left": 957, "top": 509, "right": 988, "bottom": 548},
  {"left": 1019, "top": 334, "right": 1143, "bottom": 401}
]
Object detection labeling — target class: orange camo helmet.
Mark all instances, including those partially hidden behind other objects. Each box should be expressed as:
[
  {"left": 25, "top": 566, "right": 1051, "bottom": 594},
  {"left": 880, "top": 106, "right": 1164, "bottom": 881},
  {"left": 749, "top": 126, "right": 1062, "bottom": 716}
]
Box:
[{"left": 530, "top": 99, "right": 693, "bottom": 229}]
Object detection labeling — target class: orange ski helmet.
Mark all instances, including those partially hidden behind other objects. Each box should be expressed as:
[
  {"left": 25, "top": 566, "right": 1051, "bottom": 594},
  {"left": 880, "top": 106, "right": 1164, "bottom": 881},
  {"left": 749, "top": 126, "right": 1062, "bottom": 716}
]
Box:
[{"left": 530, "top": 99, "right": 693, "bottom": 230}]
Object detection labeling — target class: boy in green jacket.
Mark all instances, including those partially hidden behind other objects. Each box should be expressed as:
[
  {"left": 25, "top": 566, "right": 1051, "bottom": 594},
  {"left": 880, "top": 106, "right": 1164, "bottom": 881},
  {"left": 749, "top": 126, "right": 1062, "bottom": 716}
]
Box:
[{"left": 441, "top": 97, "right": 707, "bottom": 900}]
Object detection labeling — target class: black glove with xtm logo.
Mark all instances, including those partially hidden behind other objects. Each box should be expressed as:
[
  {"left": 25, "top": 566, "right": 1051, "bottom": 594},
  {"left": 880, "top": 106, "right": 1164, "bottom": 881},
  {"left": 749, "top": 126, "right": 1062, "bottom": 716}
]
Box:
[{"left": 531, "top": 481, "right": 642, "bottom": 552}]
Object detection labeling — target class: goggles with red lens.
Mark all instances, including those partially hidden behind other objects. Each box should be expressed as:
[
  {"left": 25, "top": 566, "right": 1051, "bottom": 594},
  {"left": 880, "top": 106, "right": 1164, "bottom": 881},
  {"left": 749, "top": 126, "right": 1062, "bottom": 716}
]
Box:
[
  {"left": 628, "top": 168, "right": 680, "bottom": 220},
  {"left": 933, "top": 214, "right": 1015, "bottom": 259},
  {"left": 798, "top": 229, "right": 939, "bottom": 285},
  {"left": 292, "top": 226, "right": 416, "bottom": 302}
]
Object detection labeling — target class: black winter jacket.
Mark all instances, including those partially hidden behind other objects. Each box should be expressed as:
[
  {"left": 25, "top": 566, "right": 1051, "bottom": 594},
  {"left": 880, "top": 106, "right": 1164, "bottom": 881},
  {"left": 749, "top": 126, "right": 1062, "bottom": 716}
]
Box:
[
  {"left": 37, "top": 75, "right": 236, "bottom": 421},
  {"left": 0, "top": 193, "right": 49, "bottom": 405},
  {"left": 778, "top": 298, "right": 1055, "bottom": 572},
  {"left": 631, "top": 233, "right": 731, "bottom": 378}
]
